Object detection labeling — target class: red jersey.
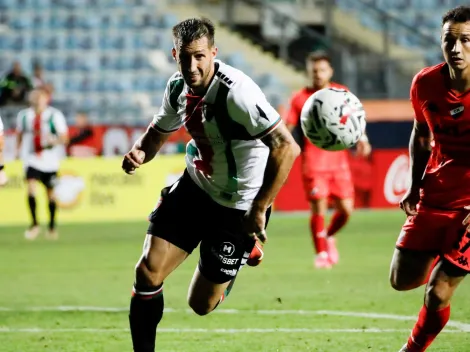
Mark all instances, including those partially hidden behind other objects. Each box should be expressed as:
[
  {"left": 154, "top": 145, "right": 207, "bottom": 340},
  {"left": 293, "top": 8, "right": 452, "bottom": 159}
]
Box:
[
  {"left": 412, "top": 63, "right": 470, "bottom": 209},
  {"left": 286, "top": 83, "right": 350, "bottom": 175}
]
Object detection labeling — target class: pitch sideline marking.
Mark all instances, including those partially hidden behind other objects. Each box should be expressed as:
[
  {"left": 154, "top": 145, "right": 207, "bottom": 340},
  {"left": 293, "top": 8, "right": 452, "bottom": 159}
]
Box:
[
  {"left": 1, "top": 307, "right": 469, "bottom": 332},
  {"left": 0, "top": 327, "right": 465, "bottom": 334}
]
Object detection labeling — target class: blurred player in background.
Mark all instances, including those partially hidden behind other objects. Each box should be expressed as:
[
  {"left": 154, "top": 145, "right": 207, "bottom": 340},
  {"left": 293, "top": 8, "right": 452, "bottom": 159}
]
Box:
[
  {"left": 286, "top": 51, "right": 371, "bottom": 269},
  {"left": 122, "top": 17, "right": 299, "bottom": 352},
  {"left": 16, "top": 87, "right": 68, "bottom": 240},
  {"left": 0, "top": 115, "right": 7, "bottom": 186},
  {"left": 390, "top": 6, "right": 470, "bottom": 352}
]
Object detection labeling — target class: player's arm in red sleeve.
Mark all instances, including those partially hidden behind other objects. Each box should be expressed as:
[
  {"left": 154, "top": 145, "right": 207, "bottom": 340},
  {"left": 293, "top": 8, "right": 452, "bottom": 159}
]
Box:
[
  {"left": 285, "top": 93, "right": 301, "bottom": 133},
  {"left": 401, "top": 71, "right": 432, "bottom": 215},
  {"left": 409, "top": 72, "right": 432, "bottom": 190}
]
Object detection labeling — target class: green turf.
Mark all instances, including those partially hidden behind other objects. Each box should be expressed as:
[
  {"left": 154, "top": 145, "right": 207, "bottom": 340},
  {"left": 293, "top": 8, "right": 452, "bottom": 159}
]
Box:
[{"left": 1, "top": 211, "right": 469, "bottom": 351}]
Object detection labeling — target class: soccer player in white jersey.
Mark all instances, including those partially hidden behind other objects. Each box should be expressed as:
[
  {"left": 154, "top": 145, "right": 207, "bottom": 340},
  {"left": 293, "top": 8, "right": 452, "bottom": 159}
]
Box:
[
  {"left": 122, "top": 17, "right": 300, "bottom": 351},
  {"left": 0, "top": 115, "right": 7, "bottom": 186},
  {"left": 16, "top": 87, "right": 68, "bottom": 240}
]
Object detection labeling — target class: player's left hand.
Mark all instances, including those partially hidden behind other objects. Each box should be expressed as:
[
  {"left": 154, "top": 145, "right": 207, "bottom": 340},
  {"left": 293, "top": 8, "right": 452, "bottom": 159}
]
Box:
[
  {"left": 243, "top": 205, "right": 268, "bottom": 244},
  {"left": 356, "top": 139, "right": 371, "bottom": 157},
  {"left": 462, "top": 205, "right": 470, "bottom": 231}
]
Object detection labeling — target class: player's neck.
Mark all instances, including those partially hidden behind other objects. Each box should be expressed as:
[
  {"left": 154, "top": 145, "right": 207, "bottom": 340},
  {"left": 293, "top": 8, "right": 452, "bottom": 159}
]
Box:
[
  {"left": 33, "top": 106, "right": 46, "bottom": 114},
  {"left": 448, "top": 67, "right": 470, "bottom": 93}
]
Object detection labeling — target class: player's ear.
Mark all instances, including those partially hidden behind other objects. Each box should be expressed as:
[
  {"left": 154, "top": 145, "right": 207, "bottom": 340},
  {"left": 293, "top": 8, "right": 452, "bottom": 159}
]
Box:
[
  {"left": 211, "top": 45, "right": 218, "bottom": 58},
  {"left": 171, "top": 47, "right": 177, "bottom": 61}
]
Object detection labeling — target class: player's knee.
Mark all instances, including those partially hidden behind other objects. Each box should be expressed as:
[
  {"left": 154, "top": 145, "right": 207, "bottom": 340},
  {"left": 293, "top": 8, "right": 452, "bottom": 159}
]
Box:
[
  {"left": 134, "top": 260, "right": 164, "bottom": 287},
  {"left": 187, "top": 297, "right": 214, "bottom": 316},
  {"left": 425, "top": 282, "right": 452, "bottom": 309}
]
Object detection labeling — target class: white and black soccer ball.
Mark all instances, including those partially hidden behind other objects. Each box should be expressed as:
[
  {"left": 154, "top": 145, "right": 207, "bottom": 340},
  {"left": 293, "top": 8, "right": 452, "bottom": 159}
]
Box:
[{"left": 300, "top": 87, "right": 366, "bottom": 151}]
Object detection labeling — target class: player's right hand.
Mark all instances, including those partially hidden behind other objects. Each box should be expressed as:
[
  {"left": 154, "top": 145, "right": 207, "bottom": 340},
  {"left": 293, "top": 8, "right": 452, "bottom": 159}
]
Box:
[
  {"left": 399, "top": 187, "right": 420, "bottom": 216},
  {"left": 122, "top": 149, "right": 145, "bottom": 175}
]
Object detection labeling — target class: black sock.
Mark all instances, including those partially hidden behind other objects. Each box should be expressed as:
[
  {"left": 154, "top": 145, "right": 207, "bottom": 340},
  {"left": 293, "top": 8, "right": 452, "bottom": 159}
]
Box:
[
  {"left": 48, "top": 200, "right": 56, "bottom": 230},
  {"left": 129, "top": 283, "right": 164, "bottom": 352},
  {"left": 28, "top": 195, "right": 37, "bottom": 227}
]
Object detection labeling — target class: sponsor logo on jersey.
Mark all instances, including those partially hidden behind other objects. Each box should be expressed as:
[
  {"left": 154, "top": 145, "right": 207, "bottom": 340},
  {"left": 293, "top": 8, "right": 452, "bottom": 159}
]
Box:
[
  {"left": 384, "top": 154, "right": 410, "bottom": 204},
  {"left": 220, "top": 242, "right": 235, "bottom": 256}
]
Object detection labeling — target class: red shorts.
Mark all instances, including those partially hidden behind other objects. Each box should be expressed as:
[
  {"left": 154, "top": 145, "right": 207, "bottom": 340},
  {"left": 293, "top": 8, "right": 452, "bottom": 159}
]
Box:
[
  {"left": 396, "top": 204, "right": 470, "bottom": 271},
  {"left": 303, "top": 170, "right": 354, "bottom": 201}
]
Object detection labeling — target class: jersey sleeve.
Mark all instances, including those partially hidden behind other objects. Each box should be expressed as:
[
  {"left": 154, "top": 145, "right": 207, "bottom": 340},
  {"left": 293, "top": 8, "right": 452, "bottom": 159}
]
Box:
[
  {"left": 150, "top": 75, "right": 184, "bottom": 134},
  {"left": 0, "top": 116, "right": 3, "bottom": 135},
  {"left": 285, "top": 93, "right": 301, "bottom": 126},
  {"left": 227, "top": 78, "right": 282, "bottom": 139},
  {"left": 410, "top": 71, "right": 426, "bottom": 123},
  {"left": 53, "top": 110, "right": 68, "bottom": 134}
]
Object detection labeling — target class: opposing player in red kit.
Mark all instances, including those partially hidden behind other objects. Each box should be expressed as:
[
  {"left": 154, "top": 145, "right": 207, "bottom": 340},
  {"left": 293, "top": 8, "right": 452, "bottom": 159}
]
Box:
[
  {"left": 286, "top": 51, "right": 371, "bottom": 269},
  {"left": 391, "top": 6, "right": 470, "bottom": 352}
]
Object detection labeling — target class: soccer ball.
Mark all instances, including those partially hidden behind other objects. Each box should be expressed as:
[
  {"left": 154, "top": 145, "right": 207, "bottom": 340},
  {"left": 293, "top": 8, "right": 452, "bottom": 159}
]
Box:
[{"left": 300, "top": 87, "right": 366, "bottom": 151}]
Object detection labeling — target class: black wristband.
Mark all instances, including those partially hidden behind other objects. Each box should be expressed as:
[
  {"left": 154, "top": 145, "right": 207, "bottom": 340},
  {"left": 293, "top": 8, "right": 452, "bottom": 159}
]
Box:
[{"left": 0, "top": 165, "right": 4, "bottom": 171}]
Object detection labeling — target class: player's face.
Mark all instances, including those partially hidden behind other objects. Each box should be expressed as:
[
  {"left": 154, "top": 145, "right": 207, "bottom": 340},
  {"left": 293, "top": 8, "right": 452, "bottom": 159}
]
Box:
[
  {"left": 172, "top": 36, "right": 218, "bottom": 93},
  {"left": 307, "top": 59, "right": 333, "bottom": 89},
  {"left": 29, "top": 90, "right": 49, "bottom": 109},
  {"left": 441, "top": 21, "right": 470, "bottom": 71}
]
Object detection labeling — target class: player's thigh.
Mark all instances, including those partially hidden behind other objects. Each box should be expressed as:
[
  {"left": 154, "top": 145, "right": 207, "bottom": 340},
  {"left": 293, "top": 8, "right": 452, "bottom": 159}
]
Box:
[
  {"left": 135, "top": 234, "right": 189, "bottom": 287},
  {"left": 391, "top": 207, "right": 451, "bottom": 290},
  {"left": 389, "top": 248, "right": 436, "bottom": 291},
  {"left": 303, "top": 173, "right": 329, "bottom": 203},
  {"left": 330, "top": 170, "right": 355, "bottom": 204},
  {"left": 139, "top": 171, "right": 204, "bottom": 285},
  {"left": 188, "top": 207, "right": 271, "bottom": 309},
  {"left": 425, "top": 259, "right": 467, "bottom": 309},
  {"left": 25, "top": 167, "right": 40, "bottom": 194},
  {"left": 41, "top": 171, "right": 58, "bottom": 191}
]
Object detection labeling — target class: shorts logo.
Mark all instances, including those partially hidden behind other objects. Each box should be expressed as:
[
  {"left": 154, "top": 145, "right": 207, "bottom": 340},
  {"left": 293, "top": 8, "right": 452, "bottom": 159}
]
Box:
[
  {"left": 456, "top": 255, "right": 469, "bottom": 267},
  {"left": 220, "top": 242, "right": 235, "bottom": 256},
  {"left": 220, "top": 268, "right": 237, "bottom": 276},
  {"left": 310, "top": 187, "right": 319, "bottom": 196}
]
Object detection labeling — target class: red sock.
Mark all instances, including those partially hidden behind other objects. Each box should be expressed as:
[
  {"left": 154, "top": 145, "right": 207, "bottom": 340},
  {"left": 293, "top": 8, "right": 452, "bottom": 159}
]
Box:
[
  {"left": 310, "top": 214, "right": 327, "bottom": 253},
  {"left": 327, "top": 211, "right": 349, "bottom": 237},
  {"left": 406, "top": 304, "right": 450, "bottom": 351},
  {"left": 423, "top": 256, "right": 440, "bottom": 285}
]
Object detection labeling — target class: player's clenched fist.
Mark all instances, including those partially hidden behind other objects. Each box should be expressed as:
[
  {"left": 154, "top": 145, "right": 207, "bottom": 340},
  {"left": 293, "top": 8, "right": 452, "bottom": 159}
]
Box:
[
  {"left": 399, "top": 187, "right": 420, "bottom": 216},
  {"left": 122, "top": 149, "right": 146, "bottom": 175}
]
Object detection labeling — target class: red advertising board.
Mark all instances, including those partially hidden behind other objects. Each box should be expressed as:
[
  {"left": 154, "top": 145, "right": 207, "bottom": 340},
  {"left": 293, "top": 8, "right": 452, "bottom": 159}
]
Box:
[{"left": 273, "top": 149, "right": 410, "bottom": 210}]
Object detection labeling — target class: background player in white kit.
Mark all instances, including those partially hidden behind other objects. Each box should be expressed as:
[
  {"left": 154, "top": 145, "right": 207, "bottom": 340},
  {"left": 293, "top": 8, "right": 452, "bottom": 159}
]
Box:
[
  {"left": 16, "top": 87, "right": 68, "bottom": 240},
  {"left": 0, "top": 115, "right": 7, "bottom": 186},
  {"left": 121, "top": 17, "right": 300, "bottom": 352}
]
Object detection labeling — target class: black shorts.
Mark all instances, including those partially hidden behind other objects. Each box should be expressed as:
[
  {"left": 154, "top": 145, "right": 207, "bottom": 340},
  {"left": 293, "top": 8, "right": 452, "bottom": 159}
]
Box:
[
  {"left": 25, "top": 166, "right": 58, "bottom": 189},
  {"left": 147, "top": 170, "right": 271, "bottom": 284}
]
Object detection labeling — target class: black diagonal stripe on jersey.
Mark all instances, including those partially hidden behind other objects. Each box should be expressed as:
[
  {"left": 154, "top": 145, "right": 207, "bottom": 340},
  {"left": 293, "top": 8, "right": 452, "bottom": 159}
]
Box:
[
  {"left": 255, "top": 104, "right": 269, "bottom": 121},
  {"left": 213, "top": 84, "right": 239, "bottom": 193},
  {"left": 169, "top": 78, "right": 184, "bottom": 111}
]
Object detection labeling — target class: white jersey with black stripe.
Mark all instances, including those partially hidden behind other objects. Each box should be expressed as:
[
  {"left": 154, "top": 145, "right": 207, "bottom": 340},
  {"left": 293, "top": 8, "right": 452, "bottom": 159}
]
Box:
[{"left": 151, "top": 60, "right": 281, "bottom": 210}]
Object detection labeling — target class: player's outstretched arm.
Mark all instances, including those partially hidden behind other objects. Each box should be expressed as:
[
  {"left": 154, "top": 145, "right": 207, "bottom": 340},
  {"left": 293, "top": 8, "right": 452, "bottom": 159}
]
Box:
[
  {"left": 122, "top": 126, "right": 170, "bottom": 175},
  {"left": 254, "top": 123, "right": 300, "bottom": 210}
]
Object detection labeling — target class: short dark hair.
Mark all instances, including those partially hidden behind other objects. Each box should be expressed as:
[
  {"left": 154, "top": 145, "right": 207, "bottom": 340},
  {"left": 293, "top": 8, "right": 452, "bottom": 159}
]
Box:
[
  {"left": 442, "top": 6, "right": 470, "bottom": 26},
  {"left": 172, "top": 17, "right": 215, "bottom": 48},
  {"left": 306, "top": 51, "right": 332, "bottom": 65}
]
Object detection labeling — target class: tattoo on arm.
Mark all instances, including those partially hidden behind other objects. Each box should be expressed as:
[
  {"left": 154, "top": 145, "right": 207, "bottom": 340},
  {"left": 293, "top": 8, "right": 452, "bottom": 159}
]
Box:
[{"left": 261, "top": 124, "right": 294, "bottom": 149}]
